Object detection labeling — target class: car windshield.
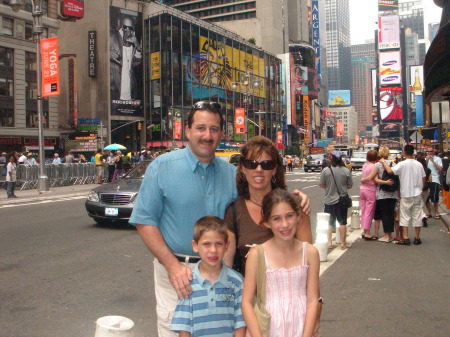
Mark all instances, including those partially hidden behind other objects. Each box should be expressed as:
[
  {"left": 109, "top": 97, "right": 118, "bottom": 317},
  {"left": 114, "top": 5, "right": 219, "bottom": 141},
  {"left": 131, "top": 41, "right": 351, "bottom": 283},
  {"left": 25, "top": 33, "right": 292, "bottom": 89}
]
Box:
[
  {"left": 307, "top": 154, "right": 323, "bottom": 160},
  {"left": 352, "top": 153, "right": 367, "bottom": 158},
  {"left": 124, "top": 160, "right": 152, "bottom": 179}
]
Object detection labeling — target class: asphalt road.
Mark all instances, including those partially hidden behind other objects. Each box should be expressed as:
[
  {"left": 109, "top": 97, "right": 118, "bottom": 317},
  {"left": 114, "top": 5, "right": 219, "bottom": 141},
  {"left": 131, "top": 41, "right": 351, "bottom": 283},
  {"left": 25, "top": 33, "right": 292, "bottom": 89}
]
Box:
[
  {"left": 1, "top": 197, "right": 155, "bottom": 337},
  {"left": 5, "top": 169, "right": 448, "bottom": 337}
]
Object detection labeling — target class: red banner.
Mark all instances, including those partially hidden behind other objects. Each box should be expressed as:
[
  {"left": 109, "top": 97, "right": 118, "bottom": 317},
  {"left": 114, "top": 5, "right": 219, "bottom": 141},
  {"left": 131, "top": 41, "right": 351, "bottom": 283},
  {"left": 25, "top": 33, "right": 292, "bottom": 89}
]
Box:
[
  {"left": 62, "top": 0, "right": 84, "bottom": 18},
  {"left": 277, "top": 131, "right": 283, "bottom": 144},
  {"left": 174, "top": 121, "right": 182, "bottom": 140},
  {"left": 235, "top": 108, "right": 245, "bottom": 134},
  {"left": 336, "top": 121, "right": 343, "bottom": 137},
  {"left": 40, "top": 37, "right": 60, "bottom": 97}
]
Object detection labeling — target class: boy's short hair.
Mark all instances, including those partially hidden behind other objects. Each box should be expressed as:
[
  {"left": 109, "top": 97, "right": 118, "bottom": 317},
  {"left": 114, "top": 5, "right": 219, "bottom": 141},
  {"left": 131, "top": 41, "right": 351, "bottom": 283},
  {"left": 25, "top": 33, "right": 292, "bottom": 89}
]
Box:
[{"left": 193, "top": 216, "right": 228, "bottom": 242}]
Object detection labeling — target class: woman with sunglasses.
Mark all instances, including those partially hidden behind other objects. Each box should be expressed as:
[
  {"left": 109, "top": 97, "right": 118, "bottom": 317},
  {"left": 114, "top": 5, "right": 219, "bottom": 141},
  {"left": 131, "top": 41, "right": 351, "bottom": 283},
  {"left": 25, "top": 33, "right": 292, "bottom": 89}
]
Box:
[{"left": 224, "top": 136, "right": 312, "bottom": 275}]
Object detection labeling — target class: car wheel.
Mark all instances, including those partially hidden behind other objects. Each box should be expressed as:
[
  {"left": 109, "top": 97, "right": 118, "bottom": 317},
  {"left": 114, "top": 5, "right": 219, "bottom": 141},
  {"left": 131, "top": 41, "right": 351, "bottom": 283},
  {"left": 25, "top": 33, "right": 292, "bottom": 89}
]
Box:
[{"left": 304, "top": 169, "right": 308, "bottom": 173}]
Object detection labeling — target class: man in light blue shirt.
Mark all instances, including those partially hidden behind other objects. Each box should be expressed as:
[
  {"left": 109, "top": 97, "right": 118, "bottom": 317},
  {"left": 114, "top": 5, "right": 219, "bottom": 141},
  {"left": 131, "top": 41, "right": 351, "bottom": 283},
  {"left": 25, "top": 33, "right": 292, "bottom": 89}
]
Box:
[{"left": 129, "top": 102, "right": 237, "bottom": 337}]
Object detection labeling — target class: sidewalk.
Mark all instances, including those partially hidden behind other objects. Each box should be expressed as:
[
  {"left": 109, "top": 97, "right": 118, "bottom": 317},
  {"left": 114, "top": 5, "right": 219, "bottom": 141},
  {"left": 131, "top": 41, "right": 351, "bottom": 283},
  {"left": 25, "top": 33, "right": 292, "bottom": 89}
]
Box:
[
  {"left": 319, "top": 217, "right": 449, "bottom": 337},
  {"left": 1, "top": 183, "right": 97, "bottom": 205}
]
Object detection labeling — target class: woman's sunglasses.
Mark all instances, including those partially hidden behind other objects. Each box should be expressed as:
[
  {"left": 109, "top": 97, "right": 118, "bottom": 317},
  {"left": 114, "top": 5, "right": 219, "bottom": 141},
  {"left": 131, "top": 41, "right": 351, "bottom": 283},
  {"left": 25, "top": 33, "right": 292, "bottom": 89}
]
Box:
[{"left": 241, "top": 158, "right": 277, "bottom": 170}]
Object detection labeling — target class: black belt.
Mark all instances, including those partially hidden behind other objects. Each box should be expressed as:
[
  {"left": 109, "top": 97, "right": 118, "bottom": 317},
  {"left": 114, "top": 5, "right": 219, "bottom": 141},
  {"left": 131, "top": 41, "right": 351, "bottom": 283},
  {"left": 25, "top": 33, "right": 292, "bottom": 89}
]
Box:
[{"left": 174, "top": 254, "right": 201, "bottom": 264}]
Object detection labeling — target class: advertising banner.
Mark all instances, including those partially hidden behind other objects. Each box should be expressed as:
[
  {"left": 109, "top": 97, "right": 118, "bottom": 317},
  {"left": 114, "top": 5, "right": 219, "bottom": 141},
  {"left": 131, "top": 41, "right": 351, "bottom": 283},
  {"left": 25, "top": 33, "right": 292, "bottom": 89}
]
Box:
[
  {"left": 336, "top": 121, "right": 343, "bottom": 137},
  {"left": 307, "top": 68, "right": 318, "bottom": 99},
  {"left": 292, "top": 65, "right": 308, "bottom": 96},
  {"left": 62, "top": 0, "right": 84, "bottom": 18},
  {"left": 40, "top": 37, "right": 60, "bottom": 97},
  {"left": 312, "top": 1, "right": 321, "bottom": 77},
  {"left": 355, "top": 134, "right": 360, "bottom": 144},
  {"left": 410, "top": 65, "right": 424, "bottom": 127},
  {"left": 379, "top": 51, "right": 401, "bottom": 86},
  {"left": 235, "top": 108, "right": 245, "bottom": 134},
  {"left": 378, "top": 16, "right": 400, "bottom": 49},
  {"left": 174, "top": 121, "right": 182, "bottom": 140},
  {"left": 378, "top": 0, "right": 398, "bottom": 12},
  {"left": 150, "top": 52, "right": 160, "bottom": 80},
  {"left": 379, "top": 123, "right": 401, "bottom": 136},
  {"left": 303, "top": 96, "right": 310, "bottom": 144},
  {"left": 110, "top": 6, "right": 143, "bottom": 116},
  {"left": 328, "top": 90, "right": 351, "bottom": 107},
  {"left": 379, "top": 86, "right": 403, "bottom": 121},
  {"left": 277, "top": 131, "right": 283, "bottom": 144}
]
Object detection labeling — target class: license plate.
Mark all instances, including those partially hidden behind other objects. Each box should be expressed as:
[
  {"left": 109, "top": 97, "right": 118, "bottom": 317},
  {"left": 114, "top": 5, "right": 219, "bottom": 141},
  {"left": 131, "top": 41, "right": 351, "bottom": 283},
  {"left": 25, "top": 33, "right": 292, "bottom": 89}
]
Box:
[{"left": 105, "top": 208, "right": 119, "bottom": 216}]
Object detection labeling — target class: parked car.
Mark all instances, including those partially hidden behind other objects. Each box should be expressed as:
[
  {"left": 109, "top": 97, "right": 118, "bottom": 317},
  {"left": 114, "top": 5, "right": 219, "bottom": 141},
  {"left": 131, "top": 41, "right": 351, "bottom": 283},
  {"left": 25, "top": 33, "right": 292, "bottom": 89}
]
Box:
[
  {"left": 350, "top": 151, "right": 367, "bottom": 170},
  {"left": 304, "top": 154, "right": 324, "bottom": 172},
  {"left": 85, "top": 160, "right": 152, "bottom": 225},
  {"left": 214, "top": 151, "right": 242, "bottom": 166}
]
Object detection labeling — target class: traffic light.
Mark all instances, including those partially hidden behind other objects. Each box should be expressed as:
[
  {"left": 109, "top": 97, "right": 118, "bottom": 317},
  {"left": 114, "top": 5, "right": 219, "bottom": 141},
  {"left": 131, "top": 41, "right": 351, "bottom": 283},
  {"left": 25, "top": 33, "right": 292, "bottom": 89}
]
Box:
[{"left": 137, "top": 122, "right": 142, "bottom": 130}]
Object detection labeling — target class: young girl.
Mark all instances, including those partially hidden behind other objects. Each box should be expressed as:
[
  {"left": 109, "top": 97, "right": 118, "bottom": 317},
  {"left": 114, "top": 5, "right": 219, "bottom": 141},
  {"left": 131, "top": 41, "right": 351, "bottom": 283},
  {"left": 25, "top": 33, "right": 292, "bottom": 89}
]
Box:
[{"left": 242, "top": 189, "right": 320, "bottom": 337}]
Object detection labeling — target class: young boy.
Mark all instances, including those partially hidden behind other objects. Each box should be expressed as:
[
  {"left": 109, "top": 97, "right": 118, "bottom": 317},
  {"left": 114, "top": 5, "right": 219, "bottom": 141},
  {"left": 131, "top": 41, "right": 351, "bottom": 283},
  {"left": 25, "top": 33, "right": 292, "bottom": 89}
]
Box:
[{"left": 170, "top": 216, "right": 246, "bottom": 337}]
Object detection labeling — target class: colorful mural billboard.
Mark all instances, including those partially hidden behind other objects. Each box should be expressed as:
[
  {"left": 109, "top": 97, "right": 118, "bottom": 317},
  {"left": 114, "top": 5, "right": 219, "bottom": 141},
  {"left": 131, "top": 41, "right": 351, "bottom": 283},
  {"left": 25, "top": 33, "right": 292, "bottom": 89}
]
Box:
[{"left": 185, "top": 35, "right": 265, "bottom": 101}]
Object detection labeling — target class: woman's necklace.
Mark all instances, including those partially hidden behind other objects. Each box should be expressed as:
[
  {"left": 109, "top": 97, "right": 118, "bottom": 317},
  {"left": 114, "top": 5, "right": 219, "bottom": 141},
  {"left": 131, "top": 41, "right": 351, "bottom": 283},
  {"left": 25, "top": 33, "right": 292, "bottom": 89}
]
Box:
[{"left": 248, "top": 199, "right": 262, "bottom": 207}]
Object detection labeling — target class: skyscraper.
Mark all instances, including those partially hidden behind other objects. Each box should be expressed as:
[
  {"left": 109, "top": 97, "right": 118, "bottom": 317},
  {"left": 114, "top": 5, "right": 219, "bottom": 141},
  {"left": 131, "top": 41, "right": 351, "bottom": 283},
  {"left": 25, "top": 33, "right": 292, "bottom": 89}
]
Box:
[
  {"left": 351, "top": 42, "right": 376, "bottom": 133},
  {"left": 398, "top": 0, "right": 426, "bottom": 64},
  {"left": 324, "top": 0, "right": 352, "bottom": 90}
]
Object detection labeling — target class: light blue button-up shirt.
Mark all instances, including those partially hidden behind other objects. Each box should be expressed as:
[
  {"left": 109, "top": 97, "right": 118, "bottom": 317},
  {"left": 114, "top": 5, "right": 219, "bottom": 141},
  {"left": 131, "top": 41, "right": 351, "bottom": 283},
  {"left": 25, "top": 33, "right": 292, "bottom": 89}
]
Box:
[{"left": 129, "top": 146, "right": 237, "bottom": 255}]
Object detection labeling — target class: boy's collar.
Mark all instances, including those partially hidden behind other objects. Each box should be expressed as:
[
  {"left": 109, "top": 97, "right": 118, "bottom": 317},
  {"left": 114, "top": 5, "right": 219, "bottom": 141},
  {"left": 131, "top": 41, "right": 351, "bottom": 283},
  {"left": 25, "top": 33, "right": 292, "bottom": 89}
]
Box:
[{"left": 193, "top": 261, "right": 227, "bottom": 285}]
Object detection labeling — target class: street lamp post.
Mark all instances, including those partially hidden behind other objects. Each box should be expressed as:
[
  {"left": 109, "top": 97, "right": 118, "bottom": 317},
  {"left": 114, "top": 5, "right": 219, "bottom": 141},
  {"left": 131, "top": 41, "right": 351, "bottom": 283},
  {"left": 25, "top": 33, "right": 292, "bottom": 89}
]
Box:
[
  {"left": 11, "top": 0, "right": 49, "bottom": 192},
  {"left": 232, "top": 72, "right": 261, "bottom": 139}
]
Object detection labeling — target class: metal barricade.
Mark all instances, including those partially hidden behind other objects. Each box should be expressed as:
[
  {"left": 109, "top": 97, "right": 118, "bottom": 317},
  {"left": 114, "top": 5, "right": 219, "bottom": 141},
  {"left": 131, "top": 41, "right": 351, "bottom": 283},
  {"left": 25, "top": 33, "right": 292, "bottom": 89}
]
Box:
[{"left": 12, "top": 162, "right": 98, "bottom": 190}]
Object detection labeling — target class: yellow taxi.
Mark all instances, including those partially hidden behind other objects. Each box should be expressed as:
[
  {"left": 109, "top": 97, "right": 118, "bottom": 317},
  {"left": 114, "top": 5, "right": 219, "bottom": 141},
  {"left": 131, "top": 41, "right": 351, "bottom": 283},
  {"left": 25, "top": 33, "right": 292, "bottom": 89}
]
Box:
[{"left": 214, "top": 151, "right": 242, "bottom": 166}]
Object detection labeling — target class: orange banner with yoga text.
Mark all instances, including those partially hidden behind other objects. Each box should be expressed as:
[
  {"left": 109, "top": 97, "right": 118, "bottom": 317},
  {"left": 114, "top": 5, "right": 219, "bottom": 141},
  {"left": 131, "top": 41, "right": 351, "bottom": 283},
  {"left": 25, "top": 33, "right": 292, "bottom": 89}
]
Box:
[{"left": 40, "top": 36, "right": 60, "bottom": 97}]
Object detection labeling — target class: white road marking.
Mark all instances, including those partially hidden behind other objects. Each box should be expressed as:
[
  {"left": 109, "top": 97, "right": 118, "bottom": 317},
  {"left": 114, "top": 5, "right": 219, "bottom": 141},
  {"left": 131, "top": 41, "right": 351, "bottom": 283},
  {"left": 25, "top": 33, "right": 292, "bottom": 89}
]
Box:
[{"left": 0, "top": 195, "right": 86, "bottom": 208}]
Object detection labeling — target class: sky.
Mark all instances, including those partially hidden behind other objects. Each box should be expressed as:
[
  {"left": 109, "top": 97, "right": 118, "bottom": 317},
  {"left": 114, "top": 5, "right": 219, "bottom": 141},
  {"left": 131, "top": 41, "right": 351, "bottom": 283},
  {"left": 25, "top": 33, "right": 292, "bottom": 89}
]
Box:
[{"left": 349, "top": 0, "right": 443, "bottom": 45}]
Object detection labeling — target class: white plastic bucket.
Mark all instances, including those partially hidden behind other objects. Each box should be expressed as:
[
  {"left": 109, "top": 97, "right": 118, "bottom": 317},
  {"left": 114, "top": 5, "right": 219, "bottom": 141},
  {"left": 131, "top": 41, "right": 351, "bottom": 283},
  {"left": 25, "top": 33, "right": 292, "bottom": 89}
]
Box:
[{"left": 95, "top": 316, "right": 135, "bottom": 337}]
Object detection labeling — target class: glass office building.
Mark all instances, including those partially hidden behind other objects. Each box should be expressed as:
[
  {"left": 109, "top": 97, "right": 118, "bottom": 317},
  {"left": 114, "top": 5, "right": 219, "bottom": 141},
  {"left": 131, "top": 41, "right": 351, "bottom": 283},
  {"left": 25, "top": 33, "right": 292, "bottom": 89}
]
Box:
[{"left": 144, "top": 12, "right": 284, "bottom": 146}]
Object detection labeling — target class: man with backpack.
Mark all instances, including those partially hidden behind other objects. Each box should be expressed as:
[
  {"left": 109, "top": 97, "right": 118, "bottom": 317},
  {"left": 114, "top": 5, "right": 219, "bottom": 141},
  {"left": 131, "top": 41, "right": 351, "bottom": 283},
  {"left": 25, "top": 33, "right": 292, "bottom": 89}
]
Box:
[{"left": 381, "top": 145, "right": 426, "bottom": 245}]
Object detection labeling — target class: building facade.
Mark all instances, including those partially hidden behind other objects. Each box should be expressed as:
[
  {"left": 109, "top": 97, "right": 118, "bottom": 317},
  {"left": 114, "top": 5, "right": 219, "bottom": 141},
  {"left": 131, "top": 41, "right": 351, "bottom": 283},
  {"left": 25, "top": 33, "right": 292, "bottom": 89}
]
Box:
[
  {"left": 351, "top": 42, "right": 376, "bottom": 134},
  {"left": 0, "top": 0, "right": 59, "bottom": 153},
  {"left": 330, "top": 105, "right": 357, "bottom": 144},
  {"left": 56, "top": 0, "right": 283, "bottom": 151},
  {"left": 324, "top": 0, "right": 351, "bottom": 91}
]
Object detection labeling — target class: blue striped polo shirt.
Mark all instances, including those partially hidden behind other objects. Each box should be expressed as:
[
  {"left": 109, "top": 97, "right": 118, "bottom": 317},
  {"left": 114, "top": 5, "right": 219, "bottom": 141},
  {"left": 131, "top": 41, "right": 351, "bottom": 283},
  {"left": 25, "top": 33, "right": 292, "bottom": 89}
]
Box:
[{"left": 171, "top": 261, "right": 246, "bottom": 336}]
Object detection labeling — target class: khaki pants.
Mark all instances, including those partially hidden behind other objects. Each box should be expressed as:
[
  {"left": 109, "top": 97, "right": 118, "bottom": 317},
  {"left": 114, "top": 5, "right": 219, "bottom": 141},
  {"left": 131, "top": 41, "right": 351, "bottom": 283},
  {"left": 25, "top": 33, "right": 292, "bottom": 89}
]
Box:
[
  {"left": 153, "top": 258, "right": 196, "bottom": 337},
  {"left": 400, "top": 195, "right": 424, "bottom": 227}
]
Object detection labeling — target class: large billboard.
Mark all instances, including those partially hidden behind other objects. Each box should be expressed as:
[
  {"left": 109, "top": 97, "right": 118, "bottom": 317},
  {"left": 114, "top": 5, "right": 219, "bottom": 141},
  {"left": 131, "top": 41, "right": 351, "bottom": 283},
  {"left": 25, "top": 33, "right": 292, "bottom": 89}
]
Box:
[
  {"left": 328, "top": 90, "right": 351, "bottom": 107},
  {"left": 110, "top": 6, "right": 143, "bottom": 116},
  {"left": 379, "top": 86, "right": 403, "bottom": 121},
  {"left": 185, "top": 36, "right": 265, "bottom": 101},
  {"left": 378, "top": 16, "right": 400, "bottom": 49},
  {"left": 379, "top": 51, "right": 401, "bottom": 86},
  {"left": 378, "top": 0, "right": 398, "bottom": 12},
  {"left": 410, "top": 65, "right": 424, "bottom": 127}
]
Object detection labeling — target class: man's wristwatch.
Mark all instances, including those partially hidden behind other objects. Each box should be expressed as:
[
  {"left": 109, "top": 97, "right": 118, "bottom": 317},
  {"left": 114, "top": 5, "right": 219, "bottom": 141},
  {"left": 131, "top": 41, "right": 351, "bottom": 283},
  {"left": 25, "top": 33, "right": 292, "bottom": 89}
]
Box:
[{"left": 318, "top": 297, "right": 324, "bottom": 304}]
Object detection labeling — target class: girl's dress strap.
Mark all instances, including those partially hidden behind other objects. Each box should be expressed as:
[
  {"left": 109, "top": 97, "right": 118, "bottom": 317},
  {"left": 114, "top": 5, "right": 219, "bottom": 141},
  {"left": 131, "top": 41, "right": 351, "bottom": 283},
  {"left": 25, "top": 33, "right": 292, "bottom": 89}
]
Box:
[{"left": 302, "top": 242, "right": 307, "bottom": 266}]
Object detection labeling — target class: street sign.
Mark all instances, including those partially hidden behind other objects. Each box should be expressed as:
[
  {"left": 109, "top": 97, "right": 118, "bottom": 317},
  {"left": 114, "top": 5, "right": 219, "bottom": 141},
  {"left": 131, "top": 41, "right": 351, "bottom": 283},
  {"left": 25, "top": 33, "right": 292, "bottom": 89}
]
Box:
[{"left": 409, "top": 131, "right": 423, "bottom": 143}]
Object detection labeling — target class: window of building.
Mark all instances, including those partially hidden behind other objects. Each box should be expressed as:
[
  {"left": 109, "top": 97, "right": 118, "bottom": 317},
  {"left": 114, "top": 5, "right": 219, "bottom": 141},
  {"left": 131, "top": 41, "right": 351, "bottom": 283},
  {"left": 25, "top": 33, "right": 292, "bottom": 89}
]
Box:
[
  {"left": 26, "top": 81, "right": 37, "bottom": 99},
  {"left": 0, "top": 78, "right": 13, "bottom": 96},
  {"left": 0, "top": 47, "right": 13, "bottom": 67},
  {"left": 25, "top": 52, "right": 36, "bottom": 70},
  {"left": 2, "top": 17, "right": 14, "bottom": 36},
  {"left": 25, "top": 22, "right": 33, "bottom": 40},
  {"left": 0, "top": 107, "right": 14, "bottom": 127},
  {"left": 26, "top": 109, "right": 38, "bottom": 128}
]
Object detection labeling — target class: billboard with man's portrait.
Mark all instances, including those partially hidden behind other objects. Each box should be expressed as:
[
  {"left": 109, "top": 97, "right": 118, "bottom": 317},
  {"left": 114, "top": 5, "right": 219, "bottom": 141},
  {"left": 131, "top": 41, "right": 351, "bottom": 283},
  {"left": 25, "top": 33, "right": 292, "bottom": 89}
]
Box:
[{"left": 110, "top": 6, "right": 143, "bottom": 116}]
